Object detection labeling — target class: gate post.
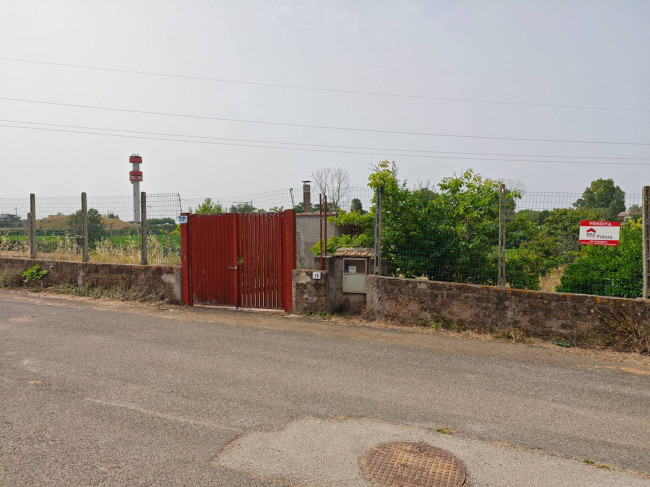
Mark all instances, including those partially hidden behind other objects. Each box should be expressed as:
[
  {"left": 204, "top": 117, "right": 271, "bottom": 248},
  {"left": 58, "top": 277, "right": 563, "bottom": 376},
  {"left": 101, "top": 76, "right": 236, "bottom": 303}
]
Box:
[
  {"left": 180, "top": 212, "right": 193, "bottom": 305},
  {"left": 282, "top": 209, "right": 296, "bottom": 312}
]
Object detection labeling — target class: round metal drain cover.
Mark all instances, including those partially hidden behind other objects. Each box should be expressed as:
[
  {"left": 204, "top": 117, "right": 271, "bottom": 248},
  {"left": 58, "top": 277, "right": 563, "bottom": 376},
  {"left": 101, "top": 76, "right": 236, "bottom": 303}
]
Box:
[{"left": 360, "top": 442, "right": 466, "bottom": 487}]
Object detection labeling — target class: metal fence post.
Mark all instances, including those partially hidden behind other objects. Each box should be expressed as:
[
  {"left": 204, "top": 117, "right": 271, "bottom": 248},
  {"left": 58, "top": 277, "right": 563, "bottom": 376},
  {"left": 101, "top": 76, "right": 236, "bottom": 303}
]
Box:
[
  {"left": 641, "top": 186, "right": 650, "bottom": 299},
  {"left": 498, "top": 184, "right": 506, "bottom": 287},
  {"left": 109, "top": 223, "right": 114, "bottom": 247},
  {"left": 374, "top": 187, "right": 383, "bottom": 275},
  {"left": 141, "top": 192, "right": 147, "bottom": 265},
  {"left": 323, "top": 195, "right": 328, "bottom": 257},
  {"left": 81, "top": 192, "right": 89, "bottom": 262},
  {"left": 319, "top": 194, "right": 323, "bottom": 270},
  {"left": 29, "top": 193, "right": 36, "bottom": 259}
]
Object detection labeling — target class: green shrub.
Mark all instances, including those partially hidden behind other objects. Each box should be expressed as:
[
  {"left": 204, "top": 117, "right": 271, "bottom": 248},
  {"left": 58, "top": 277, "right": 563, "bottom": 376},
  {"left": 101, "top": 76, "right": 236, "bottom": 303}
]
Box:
[
  {"left": 22, "top": 265, "right": 48, "bottom": 284},
  {"left": 556, "top": 221, "right": 642, "bottom": 298}
]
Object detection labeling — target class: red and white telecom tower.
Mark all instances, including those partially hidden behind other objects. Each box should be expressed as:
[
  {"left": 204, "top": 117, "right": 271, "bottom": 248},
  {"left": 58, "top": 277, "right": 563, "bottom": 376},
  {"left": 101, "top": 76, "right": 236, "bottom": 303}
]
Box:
[{"left": 129, "top": 154, "right": 143, "bottom": 223}]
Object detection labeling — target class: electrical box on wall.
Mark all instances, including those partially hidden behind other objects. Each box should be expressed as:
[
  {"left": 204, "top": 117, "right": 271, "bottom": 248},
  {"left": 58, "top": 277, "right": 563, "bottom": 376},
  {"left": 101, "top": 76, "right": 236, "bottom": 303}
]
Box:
[{"left": 342, "top": 258, "right": 367, "bottom": 293}]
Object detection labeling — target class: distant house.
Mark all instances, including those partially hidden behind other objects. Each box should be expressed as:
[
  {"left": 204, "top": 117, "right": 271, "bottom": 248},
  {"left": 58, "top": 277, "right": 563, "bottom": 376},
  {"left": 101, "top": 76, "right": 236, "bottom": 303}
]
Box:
[{"left": 617, "top": 210, "right": 642, "bottom": 221}]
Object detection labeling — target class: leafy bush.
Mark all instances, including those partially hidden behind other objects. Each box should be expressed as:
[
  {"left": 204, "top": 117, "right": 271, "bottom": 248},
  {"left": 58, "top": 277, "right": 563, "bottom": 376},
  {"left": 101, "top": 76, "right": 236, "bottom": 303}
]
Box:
[
  {"left": 556, "top": 221, "right": 642, "bottom": 298},
  {"left": 22, "top": 265, "right": 48, "bottom": 284},
  {"left": 193, "top": 198, "right": 223, "bottom": 214}
]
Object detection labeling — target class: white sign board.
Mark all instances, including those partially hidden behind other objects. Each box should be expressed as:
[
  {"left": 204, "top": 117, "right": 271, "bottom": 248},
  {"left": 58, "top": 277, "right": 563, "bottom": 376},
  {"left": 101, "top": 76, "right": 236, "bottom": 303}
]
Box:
[
  {"left": 177, "top": 215, "right": 188, "bottom": 224},
  {"left": 579, "top": 221, "right": 620, "bottom": 246}
]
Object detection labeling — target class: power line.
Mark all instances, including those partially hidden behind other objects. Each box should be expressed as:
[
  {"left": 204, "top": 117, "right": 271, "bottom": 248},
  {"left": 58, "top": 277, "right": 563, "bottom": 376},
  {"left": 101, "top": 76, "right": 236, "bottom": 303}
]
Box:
[
  {"left": 1, "top": 56, "right": 647, "bottom": 113},
  {"left": 3, "top": 118, "right": 649, "bottom": 161},
  {"left": 2, "top": 96, "right": 650, "bottom": 146},
  {"left": 2, "top": 123, "right": 649, "bottom": 166}
]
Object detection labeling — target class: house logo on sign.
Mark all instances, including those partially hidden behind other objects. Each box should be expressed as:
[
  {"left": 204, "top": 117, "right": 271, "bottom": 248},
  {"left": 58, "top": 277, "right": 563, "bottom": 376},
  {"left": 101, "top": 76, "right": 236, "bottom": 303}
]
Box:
[{"left": 586, "top": 228, "right": 596, "bottom": 237}]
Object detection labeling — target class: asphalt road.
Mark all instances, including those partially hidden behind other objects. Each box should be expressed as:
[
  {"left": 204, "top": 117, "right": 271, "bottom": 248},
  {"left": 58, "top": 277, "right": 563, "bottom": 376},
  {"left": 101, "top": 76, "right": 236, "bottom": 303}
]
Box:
[{"left": 1, "top": 290, "right": 648, "bottom": 486}]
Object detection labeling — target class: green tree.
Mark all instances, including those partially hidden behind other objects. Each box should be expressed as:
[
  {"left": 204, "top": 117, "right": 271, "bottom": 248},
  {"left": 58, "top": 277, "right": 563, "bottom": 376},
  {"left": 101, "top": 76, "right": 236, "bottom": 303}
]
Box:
[
  {"left": 573, "top": 178, "right": 625, "bottom": 220},
  {"left": 350, "top": 198, "right": 363, "bottom": 213},
  {"left": 148, "top": 217, "right": 175, "bottom": 225},
  {"left": 556, "top": 221, "right": 642, "bottom": 298},
  {"left": 367, "top": 162, "right": 515, "bottom": 283},
  {"left": 229, "top": 202, "right": 257, "bottom": 213},
  {"left": 506, "top": 207, "right": 603, "bottom": 290},
  {"left": 0, "top": 213, "right": 22, "bottom": 228},
  {"left": 293, "top": 202, "right": 305, "bottom": 213},
  {"left": 67, "top": 208, "right": 104, "bottom": 243},
  {"left": 193, "top": 198, "right": 223, "bottom": 214}
]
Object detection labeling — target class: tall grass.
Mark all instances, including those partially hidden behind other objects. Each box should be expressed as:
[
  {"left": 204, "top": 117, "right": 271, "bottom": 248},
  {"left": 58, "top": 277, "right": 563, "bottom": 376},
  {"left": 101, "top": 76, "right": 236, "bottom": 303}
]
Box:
[{"left": 0, "top": 234, "right": 180, "bottom": 266}]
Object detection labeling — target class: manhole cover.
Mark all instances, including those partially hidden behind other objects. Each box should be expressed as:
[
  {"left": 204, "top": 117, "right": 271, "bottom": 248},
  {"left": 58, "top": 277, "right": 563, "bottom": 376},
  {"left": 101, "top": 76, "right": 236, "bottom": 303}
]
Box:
[{"left": 360, "top": 442, "right": 466, "bottom": 487}]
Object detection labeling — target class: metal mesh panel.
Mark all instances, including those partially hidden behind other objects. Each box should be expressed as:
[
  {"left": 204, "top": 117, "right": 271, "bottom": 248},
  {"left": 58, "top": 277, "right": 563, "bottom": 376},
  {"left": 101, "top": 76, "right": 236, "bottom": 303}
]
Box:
[
  {"left": 0, "top": 193, "right": 181, "bottom": 266},
  {"left": 505, "top": 192, "right": 643, "bottom": 298},
  {"left": 0, "top": 197, "right": 30, "bottom": 258}
]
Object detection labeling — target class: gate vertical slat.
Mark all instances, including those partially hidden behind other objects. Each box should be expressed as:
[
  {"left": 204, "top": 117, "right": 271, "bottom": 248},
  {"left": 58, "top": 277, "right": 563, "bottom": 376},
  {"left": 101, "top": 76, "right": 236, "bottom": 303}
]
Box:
[
  {"left": 246, "top": 213, "right": 252, "bottom": 308},
  {"left": 215, "top": 216, "right": 222, "bottom": 305},
  {"left": 255, "top": 215, "right": 263, "bottom": 308},
  {"left": 262, "top": 213, "right": 267, "bottom": 309},
  {"left": 275, "top": 213, "right": 284, "bottom": 308},
  {"left": 272, "top": 213, "right": 278, "bottom": 308},
  {"left": 211, "top": 216, "right": 219, "bottom": 304},
  {"left": 255, "top": 214, "right": 261, "bottom": 309},
  {"left": 264, "top": 214, "right": 270, "bottom": 308},
  {"left": 255, "top": 215, "right": 264, "bottom": 308},
  {"left": 243, "top": 214, "right": 250, "bottom": 308}
]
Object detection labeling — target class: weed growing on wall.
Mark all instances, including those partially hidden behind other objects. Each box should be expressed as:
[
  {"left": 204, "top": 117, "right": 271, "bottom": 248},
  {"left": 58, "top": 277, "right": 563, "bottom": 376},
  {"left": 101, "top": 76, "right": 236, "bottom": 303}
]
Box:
[{"left": 21, "top": 265, "right": 47, "bottom": 286}]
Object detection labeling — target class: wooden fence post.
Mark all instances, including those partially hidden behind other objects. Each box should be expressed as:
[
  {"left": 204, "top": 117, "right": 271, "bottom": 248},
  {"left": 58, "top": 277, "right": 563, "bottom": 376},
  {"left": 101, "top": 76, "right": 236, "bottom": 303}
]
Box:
[
  {"left": 29, "top": 194, "right": 36, "bottom": 259},
  {"left": 81, "top": 192, "right": 89, "bottom": 262},
  {"left": 374, "top": 187, "right": 383, "bottom": 275},
  {"left": 141, "top": 192, "right": 147, "bottom": 265},
  {"left": 498, "top": 184, "right": 506, "bottom": 287},
  {"left": 641, "top": 186, "right": 650, "bottom": 299}
]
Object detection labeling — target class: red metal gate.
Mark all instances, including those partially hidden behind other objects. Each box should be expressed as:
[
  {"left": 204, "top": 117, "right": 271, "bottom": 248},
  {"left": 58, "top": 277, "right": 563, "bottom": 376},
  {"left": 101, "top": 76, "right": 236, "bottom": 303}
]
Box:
[{"left": 180, "top": 210, "right": 296, "bottom": 312}]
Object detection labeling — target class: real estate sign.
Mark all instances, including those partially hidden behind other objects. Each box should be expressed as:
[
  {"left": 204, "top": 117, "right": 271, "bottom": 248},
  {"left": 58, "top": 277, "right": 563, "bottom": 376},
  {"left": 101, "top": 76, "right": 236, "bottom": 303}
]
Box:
[{"left": 579, "top": 221, "right": 620, "bottom": 246}]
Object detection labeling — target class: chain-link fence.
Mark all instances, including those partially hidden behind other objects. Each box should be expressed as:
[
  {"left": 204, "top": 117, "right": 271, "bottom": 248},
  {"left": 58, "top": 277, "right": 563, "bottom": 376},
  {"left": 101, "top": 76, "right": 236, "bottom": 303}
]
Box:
[
  {"left": 0, "top": 193, "right": 182, "bottom": 266},
  {"left": 182, "top": 189, "right": 296, "bottom": 215},
  {"left": 505, "top": 192, "right": 643, "bottom": 298},
  {"left": 367, "top": 188, "right": 645, "bottom": 299},
  {"left": 2, "top": 185, "right": 647, "bottom": 300},
  {"left": 0, "top": 197, "right": 30, "bottom": 258}
]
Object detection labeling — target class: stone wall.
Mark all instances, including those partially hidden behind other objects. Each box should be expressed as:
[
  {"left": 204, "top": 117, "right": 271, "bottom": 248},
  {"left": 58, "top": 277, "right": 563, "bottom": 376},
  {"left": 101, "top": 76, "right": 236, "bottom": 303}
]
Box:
[
  {"left": 292, "top": 269, "right": 328, "bottom": 314},
  {"left": 367, "top": 275, "right": 650, "bottom": 350},
  {"left": 0, "top": 257, "right": 181, "bottom": 303}
]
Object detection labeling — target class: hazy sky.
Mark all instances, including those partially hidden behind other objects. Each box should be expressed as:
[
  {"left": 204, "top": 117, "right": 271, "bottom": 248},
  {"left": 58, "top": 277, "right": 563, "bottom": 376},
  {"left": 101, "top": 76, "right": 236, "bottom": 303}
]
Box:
[{"left": 1, "top": 0, "right": 649, "bottom": 200}]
